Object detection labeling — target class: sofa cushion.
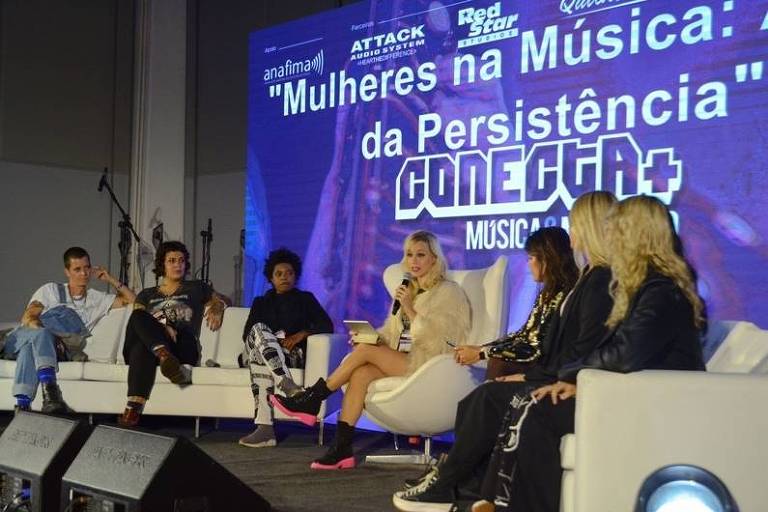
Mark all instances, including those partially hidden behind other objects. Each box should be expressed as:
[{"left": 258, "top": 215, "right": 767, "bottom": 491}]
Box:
[
  {"left": 0, "top": 360, "right": 15, "bottom": 379},
  {"left": 0, "top": 360, "right": 84, "bottom": 380},
  {"left": 83, "top": 361, "right": 173, "bottom": 383},
  {"left": 198, "top": 318, "right": 220, "bottom": 365},
  {"left": 191, "top": 366, "right": 306, "bottom": 387},
  {"left": 214, "top": 307, "right": 250, "bottom": 368},
  {"left": 85, "top": 307, "right": 130, "bottom": 363},
  {"left": 561, "top": 433, "right": 576, "bottom": 470},
  {"left": 706, "top": 321, "right": 768, "bottom": 373}
]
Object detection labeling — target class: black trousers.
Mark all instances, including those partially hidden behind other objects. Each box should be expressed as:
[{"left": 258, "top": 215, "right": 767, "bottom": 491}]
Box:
[
  {"left": 502, "top": 398, "right": 575, "bottom": 512},
  {"left": 438, "top": 381, "right": 536, "bottom": 492},
  {"left": 122, "top": 309, "right": 198, "bottom": 398}
]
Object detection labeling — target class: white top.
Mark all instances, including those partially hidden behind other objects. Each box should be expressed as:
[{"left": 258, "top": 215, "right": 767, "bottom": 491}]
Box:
[{"left": 29, "top": 282, "right": 116, "bottom": 331}]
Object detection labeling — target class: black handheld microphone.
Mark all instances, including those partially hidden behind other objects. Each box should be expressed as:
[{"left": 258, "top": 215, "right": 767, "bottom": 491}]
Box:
[
  {"left": 97, "top": 167, "right": 108, "bottom": 191},
  {"left": 391, "top": 272, "right": 413, "bottom": 315}
]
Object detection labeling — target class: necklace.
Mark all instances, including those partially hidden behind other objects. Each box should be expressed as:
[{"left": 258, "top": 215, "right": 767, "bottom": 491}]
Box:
[{"left": 68, "top": 284, "right": 87, "bottom": 307}]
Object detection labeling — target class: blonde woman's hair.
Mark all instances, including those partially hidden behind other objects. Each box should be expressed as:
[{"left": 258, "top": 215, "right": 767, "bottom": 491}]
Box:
[
  {"left": 400, "top": 230, "right": 448, "bottom": 290},
  {"left": 569, "top": 191, "right": 617, "bottom": 268},
  {"left": 605, "top": 195, "right": 705, "bottom": 328}
]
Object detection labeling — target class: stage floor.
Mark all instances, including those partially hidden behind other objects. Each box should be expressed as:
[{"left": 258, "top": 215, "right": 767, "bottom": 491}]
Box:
[{"left": 0, "top": 412, "right": 434, "bottom": 512}]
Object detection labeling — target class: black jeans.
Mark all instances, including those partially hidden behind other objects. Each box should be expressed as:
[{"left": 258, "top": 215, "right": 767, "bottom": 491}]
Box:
[
  {"left": 122, "top": 309, "right": 198, "bottom": 398},
  {"left": 438, "top": 381, "right": 536, "bottom": 493}
]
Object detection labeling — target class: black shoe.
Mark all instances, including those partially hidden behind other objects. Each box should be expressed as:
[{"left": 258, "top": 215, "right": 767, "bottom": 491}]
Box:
[
  {"left": 393, "top": 469, "right": 456, "bottom": 512},
  {"left": 41, "top": 383, "right": 75, "bottom": 414},
  {"left": 404, "top": 453, "right": 448, "bottom": 489},
  {"left": 310, "top": 442, "right": 356, "bottom": 470},
  {"left": 270, "top": 378, "right": 329, "bottom": 426}
]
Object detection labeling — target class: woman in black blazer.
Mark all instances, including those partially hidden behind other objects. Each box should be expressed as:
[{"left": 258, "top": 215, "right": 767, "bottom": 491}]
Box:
[
  {"left": 393, "top": 191, "right": 618, "bottom": 512},
  {"left": 488, "top": 195, "right": 706, "bottom": 512}
]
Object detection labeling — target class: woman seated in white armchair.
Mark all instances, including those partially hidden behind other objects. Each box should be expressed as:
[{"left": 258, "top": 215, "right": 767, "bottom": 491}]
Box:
[
  {"left": 271, "top": 230, "right": 471, "bottom": 470},
  {"left": 482, "top": 195, "right": 706, "bottom": 512}
]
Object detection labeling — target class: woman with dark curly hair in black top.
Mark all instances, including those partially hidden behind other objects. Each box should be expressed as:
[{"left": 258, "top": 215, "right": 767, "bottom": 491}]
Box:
[
  {"left": 119, "top": 241, "right": 226, "bottom": 427},
  {"left": 238, "top": 248, "right": 333, "bottom": 448}
]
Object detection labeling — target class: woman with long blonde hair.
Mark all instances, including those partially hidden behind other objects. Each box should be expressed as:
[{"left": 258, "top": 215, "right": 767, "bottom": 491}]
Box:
[
  {"left": 491, "top": 195, "right": 705, "bottom": 512},
  {"left": 273, "top": 230, "right": 471, "bottom": 469}
]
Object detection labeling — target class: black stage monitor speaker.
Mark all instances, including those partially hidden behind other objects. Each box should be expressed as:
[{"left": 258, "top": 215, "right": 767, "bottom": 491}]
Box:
[
  {"left": 0, "top": 411, "right": 91, "bottom": 512},
  {"left": 60, "top": 425, "right": 271, "bottom": 512}
]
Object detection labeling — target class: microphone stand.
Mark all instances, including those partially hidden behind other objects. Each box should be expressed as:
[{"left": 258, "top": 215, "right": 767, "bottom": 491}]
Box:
[
  {"left": 98, "top": 170, "right": 140, "bottom": 285},
  {"left": 200, "top": 218, "right": 213, "bottom": 285}
]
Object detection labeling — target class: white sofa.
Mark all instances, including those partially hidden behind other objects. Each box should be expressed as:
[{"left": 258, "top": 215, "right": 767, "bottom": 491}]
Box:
[
  {"left": 0, "top": 307, "right": 347, "bottom": 439},
  {"left": 561, "top": 320, "right": 768, "bottom": 512}
]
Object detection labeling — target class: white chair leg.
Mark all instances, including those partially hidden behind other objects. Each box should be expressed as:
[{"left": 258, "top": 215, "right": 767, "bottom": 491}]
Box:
[
  {"left": 195, "top": 417, "right": 200, "bottom": 439},
  {"left": 318, "top": 418, "right": 325, "bottom": 446}
]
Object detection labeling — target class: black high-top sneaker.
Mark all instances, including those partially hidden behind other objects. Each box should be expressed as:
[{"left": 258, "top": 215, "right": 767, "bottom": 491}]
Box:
[
  {"left": 269, "top": 377, "right": 331, "bottom": 426},
  {"left": 41, "top": 382, "right": 75, "bottom": 414},
  {"left": 392, "top": 467, "right": 456, "bottom": 512},
  {"left": 403, "top": 452, "right": 449, "bottom": 490}
]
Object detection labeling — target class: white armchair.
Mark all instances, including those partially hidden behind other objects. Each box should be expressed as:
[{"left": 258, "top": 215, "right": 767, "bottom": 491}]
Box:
[
  {"left": 560, "top": 320, "right": 768, "bottom": 512},
  {"left": 362, "top": 256, "right": 509, "bottom": 463}
]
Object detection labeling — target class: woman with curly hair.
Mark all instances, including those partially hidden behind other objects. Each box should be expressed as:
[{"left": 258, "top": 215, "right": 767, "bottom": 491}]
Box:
[
  {"left": 237, "top": 248, "right": 333, "bottom": 448},
  {"left": 118, "top": 241, "right": 227, "bottom": 427},
  {"left": 272, "top": 230, "right": 471, "bottom": 470},
  {"left": 486, "top": 195, "right": 706, "bottom": 512}
]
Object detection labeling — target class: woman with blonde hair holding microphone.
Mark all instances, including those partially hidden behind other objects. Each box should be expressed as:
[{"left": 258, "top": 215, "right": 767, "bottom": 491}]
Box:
[{"left": 273, "top": 230, "right": 471, "bottom": 469}]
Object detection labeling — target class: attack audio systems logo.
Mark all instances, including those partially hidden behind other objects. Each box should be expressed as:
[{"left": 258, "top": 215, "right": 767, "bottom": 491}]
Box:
[
  {"left": 457, "top": 2, "right": 519, "bottom": 48},
  {"left": 350, "top": 25, "right": 426, "bottom": 64},
  {"left": 263, "top": 49, "right": 324, "bottom": 84}
]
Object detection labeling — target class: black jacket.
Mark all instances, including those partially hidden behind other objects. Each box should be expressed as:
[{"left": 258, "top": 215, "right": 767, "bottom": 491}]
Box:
[
  {"left": 559, "top": 272, "right": 705, "bottom": 382},
  {"left": 242, "top": 288, "right": 333, "bottom": 343},
  {"left": 524, "top": 266, "right": 613, "bottom": 383}
]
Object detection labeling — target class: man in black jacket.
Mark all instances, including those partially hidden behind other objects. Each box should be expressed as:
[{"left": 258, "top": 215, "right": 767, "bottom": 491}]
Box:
[{"left": 238, "top": 248, "right": 333, "bottom": 448}]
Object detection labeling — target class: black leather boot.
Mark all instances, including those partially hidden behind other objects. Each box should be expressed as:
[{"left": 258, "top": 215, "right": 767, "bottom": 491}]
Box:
[
  {"left": 41, "top": 382, "right": 75, "bottom": 414},
  {"left": 310, "top": 421, "right": 356, "bottom": 469},
  {"left": 270, "top": 377, "right": 332, "bottom": 426}
]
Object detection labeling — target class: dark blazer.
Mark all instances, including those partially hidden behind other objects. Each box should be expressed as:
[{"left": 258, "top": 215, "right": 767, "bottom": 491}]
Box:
[
  {"left": 559, "top": 272, "right": 705, "bottom": 382},
  {"left": 524, "top": 266, "right": 613, "bottom": 383}
]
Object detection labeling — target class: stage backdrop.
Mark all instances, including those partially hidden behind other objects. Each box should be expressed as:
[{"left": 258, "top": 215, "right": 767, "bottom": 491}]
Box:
[{"left": 246, "top": 0, "right": 768, "bottom": 337}]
